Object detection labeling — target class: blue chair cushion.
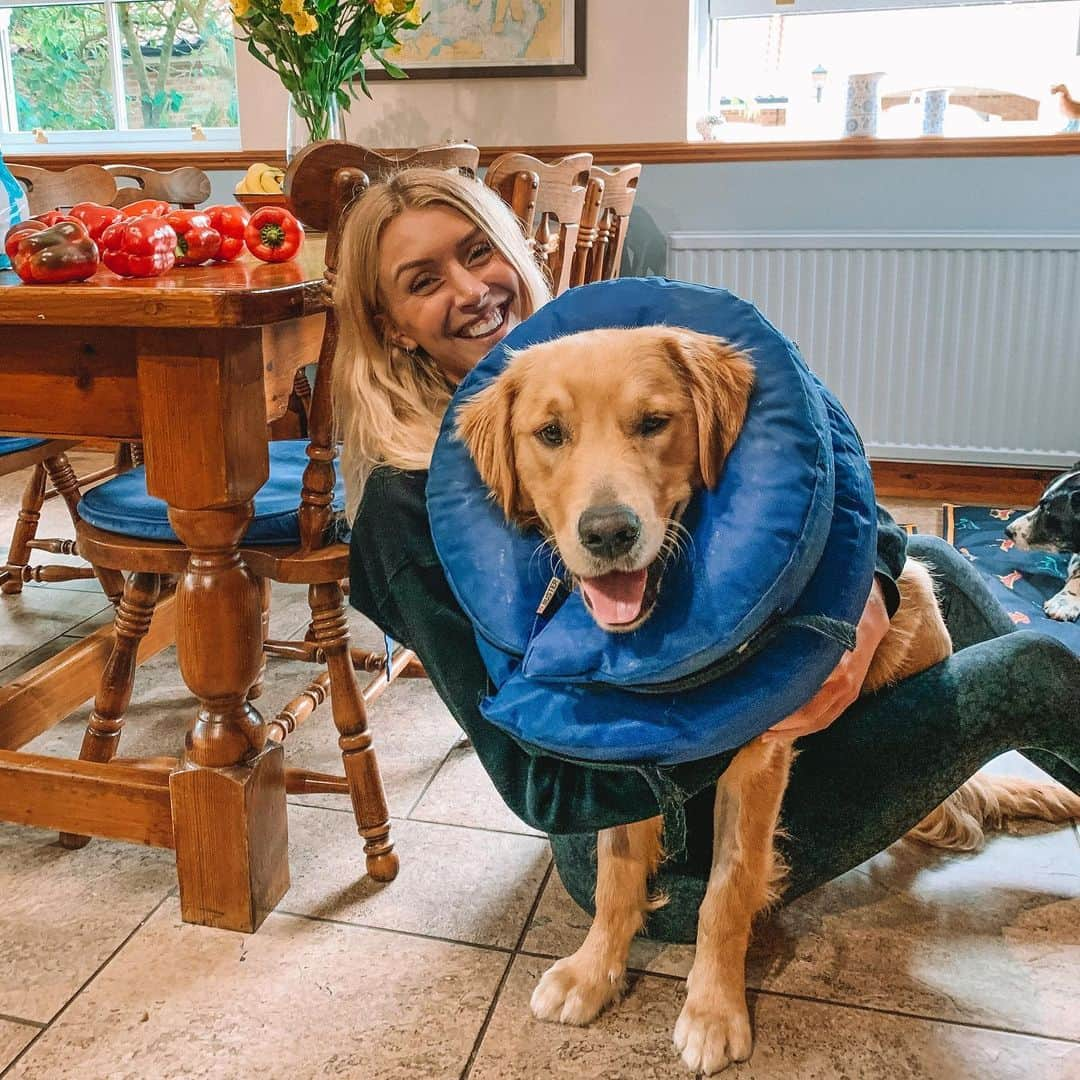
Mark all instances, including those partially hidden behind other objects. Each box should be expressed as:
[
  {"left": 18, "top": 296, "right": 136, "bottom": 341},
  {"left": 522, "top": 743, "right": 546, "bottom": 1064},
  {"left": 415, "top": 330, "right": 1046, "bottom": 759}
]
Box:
[
  {"left": 0, "top": 437, "right": 47, "bottom": 456},
  {"left": 78, "top": 439, "right": 346, "bottom": 546}
]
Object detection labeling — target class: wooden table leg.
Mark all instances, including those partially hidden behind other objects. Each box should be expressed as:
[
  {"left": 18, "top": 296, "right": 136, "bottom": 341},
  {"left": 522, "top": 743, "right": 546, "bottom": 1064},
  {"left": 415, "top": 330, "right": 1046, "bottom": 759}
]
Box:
[
  {"left": 168, "top": 504, "right": 288, "bottom": 931},
  {"left": 137, "top": 327, "right": 288, "bottom": 932}
]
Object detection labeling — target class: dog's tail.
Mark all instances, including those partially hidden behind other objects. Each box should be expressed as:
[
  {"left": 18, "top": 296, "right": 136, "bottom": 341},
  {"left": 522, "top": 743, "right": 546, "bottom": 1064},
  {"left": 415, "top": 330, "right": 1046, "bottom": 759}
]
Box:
[{"left": 906, "top": 772, "right": 1080, "bottom": 852}]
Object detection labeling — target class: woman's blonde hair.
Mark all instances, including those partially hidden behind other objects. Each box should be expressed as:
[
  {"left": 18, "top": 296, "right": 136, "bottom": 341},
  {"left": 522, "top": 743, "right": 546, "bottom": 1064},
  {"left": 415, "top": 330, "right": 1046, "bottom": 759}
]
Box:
[{"left": 333, "top": 166, "right": 550, "bottom": 516}]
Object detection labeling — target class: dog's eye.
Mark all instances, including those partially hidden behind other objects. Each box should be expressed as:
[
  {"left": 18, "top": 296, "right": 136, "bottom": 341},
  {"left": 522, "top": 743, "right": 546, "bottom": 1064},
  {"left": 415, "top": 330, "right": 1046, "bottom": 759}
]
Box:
[
  {"left": 639, "top": 415, "right": 670, "bottom": 437},
  {"left": 537, "top": 423, "right": 566, "bottom": 447}
]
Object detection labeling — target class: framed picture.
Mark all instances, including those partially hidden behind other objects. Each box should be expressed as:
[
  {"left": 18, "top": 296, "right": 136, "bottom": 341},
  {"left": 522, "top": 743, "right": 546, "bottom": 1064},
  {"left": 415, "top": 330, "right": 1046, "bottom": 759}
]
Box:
[{"left": 367, "top": 0, "right": 586, "bottom": 80}]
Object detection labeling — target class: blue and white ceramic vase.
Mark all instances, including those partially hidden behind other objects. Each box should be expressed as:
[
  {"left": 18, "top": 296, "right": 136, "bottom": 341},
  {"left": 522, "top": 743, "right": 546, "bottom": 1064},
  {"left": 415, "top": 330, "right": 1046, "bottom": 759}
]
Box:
[
  {"left": 914, "top": 87, "right": 950, "bottom": 136},
  {"left": 844, "top": 72, "right": 885, "bottom": 137}
]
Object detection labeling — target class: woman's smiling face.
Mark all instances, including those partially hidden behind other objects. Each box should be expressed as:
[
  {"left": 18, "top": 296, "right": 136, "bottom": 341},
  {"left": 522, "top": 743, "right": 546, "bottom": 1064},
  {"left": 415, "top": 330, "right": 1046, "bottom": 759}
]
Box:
[{"left": 377, "top": 204, "right": 523, "bottom": 385}]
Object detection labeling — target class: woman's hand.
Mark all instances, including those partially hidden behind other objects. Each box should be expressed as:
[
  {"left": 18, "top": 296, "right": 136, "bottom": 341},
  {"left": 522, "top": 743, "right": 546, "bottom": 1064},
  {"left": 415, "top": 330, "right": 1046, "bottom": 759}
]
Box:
[{"left": 761, "top": 578, "right": 891, "bottom": 743}]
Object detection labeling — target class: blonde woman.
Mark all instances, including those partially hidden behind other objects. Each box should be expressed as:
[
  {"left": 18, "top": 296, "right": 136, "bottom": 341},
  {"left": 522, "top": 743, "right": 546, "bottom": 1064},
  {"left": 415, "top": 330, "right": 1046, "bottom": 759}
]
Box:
[
  {"left": 333, "top": 166, "right": 549, "bottom": 518},
  {"left": 337, "top": 168, "right": 1079, "bottom": 966}
]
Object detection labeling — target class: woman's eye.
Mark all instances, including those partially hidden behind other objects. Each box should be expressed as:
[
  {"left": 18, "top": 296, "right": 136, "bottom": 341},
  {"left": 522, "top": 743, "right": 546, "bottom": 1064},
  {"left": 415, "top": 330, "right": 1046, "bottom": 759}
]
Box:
[
  {"left": 537, "top": 423, "right": 566, "bottom": 447},
  {"left": 409, "top": 274, "right": 437, "bottom": 294},
  {"left": 468, "top": 241, "right": 493, "bottom": 263},
  {"left": 639, "top": 415, "right": 670, "bottom": 436}
]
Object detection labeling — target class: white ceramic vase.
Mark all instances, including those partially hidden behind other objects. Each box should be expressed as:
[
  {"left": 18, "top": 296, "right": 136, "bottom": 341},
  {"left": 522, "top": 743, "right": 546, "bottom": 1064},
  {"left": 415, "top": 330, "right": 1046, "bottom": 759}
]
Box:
[
  {"left": 844, "top": 72, "right": 885, "bottom": 137},
  {"left": 911, "top": 87, "right": 950, "bottom": 136}
]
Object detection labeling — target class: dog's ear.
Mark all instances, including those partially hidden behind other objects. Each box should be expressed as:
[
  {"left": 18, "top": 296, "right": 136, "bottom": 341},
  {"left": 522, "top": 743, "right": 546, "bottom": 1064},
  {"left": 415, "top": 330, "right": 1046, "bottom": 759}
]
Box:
[
  {"left": 661, "top": 329, "right": 755, "bottom": 489},
  {"left": 455, "top": 369, "right": 521, "bottom": 521}
]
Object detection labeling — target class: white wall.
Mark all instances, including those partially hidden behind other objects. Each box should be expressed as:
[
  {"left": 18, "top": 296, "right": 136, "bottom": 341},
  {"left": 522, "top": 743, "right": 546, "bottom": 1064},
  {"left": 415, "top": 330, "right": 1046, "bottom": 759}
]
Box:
[{"left": 236, "top": 0, "right": 691, "bottom": 150}]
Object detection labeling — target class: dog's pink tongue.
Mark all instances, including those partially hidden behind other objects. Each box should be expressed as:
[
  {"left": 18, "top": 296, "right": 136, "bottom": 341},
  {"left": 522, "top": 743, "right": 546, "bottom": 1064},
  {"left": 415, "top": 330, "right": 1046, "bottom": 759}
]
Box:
[{"left": 580, "top": 569, "right": 648, "bottom": 626}]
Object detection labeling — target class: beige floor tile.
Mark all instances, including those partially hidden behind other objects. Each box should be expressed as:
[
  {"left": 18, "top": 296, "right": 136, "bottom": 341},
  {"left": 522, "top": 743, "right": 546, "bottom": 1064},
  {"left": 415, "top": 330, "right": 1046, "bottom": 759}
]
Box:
[
  {"left": 470, "top": 955, "right": 1079, "bottom": 1080},
  {"left": 750, "top": 827, "right": 1080, "bottom": 1040},
  {"left": 0, "top": 588, "right": 112, "bottom": 670},
  {"left": 9, "top": 900, "right": 506, "bottom": 1080},
  {"left": 284, "top": 672, "right": 463, "bottom": 818},
  {"left": 524, "top": 792, "right": 1079, "bottom": 1040},
  {"left": 0, "top": 823, "right": 176, "bottom": 1024},
  {"left": 0, "top": 1020, "right": 37, "bottom": 1071},
  {"left": 0, "top": 636, "right": 83, "bottom": 683},
  {"left": 280, "top": 804, "right": 551, "bottom": 949},
  {"left": 410, "top": 744, "right": 544, "bottom": 836}
]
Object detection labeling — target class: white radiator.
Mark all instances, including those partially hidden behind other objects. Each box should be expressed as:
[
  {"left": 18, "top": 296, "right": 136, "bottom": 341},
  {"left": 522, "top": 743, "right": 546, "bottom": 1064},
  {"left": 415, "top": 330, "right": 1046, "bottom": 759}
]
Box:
[{"left": 667, "top": 233, "right": 1080, "bottom": 468}]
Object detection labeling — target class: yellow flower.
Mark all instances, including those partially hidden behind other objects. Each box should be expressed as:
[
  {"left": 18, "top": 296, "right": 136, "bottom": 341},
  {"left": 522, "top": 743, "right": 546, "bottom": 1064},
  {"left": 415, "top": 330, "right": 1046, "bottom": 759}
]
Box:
[
  {"left": 392, "top": 0, "right": 408, "bottom": 11},
  {"left": 280, "top": 0, "right": 304, "bottom": 14},
  {"left": 373, "top": 0, "right": 394, "bottom": 15},
  {"left": 292, "top": 10, "right": 317, "bottom": 33},
  {"left": 405, "top": 1, "right": 422, "bottom": 25},
  {"left": 230, "top": 0, "right": 250, "bottom": 17}
]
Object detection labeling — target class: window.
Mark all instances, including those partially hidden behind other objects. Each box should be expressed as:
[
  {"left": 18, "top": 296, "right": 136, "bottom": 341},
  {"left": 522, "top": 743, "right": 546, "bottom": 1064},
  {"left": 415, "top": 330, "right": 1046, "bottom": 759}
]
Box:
[
  {"left": 0, "top": 0, "right": 240, "bottom": 152},
  {"left": 694, "top": 0, "right": 1080, "bottom": 142}
]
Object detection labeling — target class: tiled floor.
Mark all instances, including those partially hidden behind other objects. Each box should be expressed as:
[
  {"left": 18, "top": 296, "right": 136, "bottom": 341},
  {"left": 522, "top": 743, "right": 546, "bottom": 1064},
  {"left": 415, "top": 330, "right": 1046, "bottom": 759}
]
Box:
[{"left": 0, "top": 455, "right": 1077, "bottom": 1079}]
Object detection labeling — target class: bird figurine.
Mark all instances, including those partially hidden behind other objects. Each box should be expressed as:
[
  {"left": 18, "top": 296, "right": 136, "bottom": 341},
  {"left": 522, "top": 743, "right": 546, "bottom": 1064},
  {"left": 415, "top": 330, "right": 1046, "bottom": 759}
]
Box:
[
  {"left": 1050, "top": 83, "right": 1080, "bottom": 132},
  {"left": 190, "top": 123, "right": 207, "bottom": 141},
  {"left": 31, "top": 128, "right": 48, "bottom": 144}
]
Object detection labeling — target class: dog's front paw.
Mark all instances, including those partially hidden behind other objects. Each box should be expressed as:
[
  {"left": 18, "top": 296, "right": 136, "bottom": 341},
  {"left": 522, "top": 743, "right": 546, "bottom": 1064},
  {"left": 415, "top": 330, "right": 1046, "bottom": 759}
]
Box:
[
  {"left": 673, "top": 995, "right": 752, "bottom": 1075},
  {"left": 1044, "top": 589, "right": 1080, "bottom": 621},
  {"left": 530, "top": 954, "right": 625, "bottom": 1026}
]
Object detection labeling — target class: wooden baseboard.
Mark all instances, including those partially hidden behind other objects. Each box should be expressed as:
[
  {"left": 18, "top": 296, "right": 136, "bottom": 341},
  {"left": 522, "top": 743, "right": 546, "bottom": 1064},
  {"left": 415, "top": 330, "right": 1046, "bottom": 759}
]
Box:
[{"left": 870, "top": 460, "right": 1061, "bottom": 505}]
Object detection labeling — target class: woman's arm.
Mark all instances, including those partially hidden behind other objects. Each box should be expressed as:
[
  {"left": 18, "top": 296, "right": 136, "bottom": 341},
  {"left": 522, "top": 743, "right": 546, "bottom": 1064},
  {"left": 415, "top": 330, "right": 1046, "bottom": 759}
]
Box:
[{"left": 764, "top": 503, "right": 909, "bottom": 740}]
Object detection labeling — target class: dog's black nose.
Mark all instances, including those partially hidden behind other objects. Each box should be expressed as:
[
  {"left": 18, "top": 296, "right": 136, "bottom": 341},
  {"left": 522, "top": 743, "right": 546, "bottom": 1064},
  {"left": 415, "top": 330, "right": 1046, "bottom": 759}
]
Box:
[
  {"left": 578, "top": 504, "right": 641, "bottom": 560},
  {"left": 1005, "top": 522, "right": 1016, "bottom": 539}
]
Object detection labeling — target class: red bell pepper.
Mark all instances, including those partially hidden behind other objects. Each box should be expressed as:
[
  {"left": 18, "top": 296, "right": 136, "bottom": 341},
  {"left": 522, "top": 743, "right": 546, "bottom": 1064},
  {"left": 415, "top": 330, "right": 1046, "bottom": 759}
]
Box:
[
  {"left": 165, "top": 209, "right": 221, "bottom": 267},
  {"left": 245, "top": 206, "right": 304, "bottom": 263},
  {"left": 122, "top": 198, "right": 171, "bottom": 219},
  {"left": 34, "top": 210, "right": 75, "bottom": 228},
  {"left": 99, "top": 216, "right": 177, "bottom": 278},
  {"left": 4, "top": 220, "right": 48, "bottom": 262},
  {"left": 10, "top": 220, "right": 99, "bottom": 284},
  {"left": 68, "top": 202, "right": 125, "bottom": 242},
  {"left": 206, "top": 204, "right": 249, "bottom": 262}
]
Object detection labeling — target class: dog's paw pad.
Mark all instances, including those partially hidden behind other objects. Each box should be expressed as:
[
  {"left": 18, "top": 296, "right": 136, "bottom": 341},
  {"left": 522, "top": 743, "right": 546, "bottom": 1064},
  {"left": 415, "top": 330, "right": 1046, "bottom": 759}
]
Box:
[
  {"left": 530, "top": 957, "right": 624, "bottom": 1026},
  {"left": 1043, "top": 592, "right": 1080, "bottom": 621},
  {"left": 673, "top": 998, "right": 752, "bottom": 1075}
]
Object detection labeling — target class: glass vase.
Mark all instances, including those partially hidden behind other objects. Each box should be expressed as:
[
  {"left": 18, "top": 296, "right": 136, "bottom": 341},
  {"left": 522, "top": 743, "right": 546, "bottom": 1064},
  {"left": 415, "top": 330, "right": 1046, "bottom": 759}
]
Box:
[{"left": 285, "top": 93, "right": 346, "bottom": 162}]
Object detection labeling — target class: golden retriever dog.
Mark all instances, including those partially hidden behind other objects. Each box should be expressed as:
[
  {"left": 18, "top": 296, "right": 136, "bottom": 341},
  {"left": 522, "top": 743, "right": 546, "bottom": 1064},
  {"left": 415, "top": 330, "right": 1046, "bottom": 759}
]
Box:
[{"left": 456, "top": 326, "right": 1078, "bottom": 1074}]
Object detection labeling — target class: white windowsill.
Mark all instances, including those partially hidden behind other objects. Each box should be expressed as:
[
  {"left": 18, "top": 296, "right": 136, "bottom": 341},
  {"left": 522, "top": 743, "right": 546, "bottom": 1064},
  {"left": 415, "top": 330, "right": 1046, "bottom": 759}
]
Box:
[{"left": 1, "top": 128, "right": 241, "bottom": 155}]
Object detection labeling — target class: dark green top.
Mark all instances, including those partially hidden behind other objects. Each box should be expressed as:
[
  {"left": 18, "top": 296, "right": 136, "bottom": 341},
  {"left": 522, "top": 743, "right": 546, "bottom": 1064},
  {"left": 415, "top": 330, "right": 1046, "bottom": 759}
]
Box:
[{"left": 348, "top": 467, "right": 909, "bottom": 837}]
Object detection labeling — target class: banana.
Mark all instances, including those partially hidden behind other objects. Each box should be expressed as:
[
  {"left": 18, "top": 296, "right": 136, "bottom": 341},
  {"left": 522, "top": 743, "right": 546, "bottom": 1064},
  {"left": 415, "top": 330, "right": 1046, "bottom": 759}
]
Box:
[
  {"left": 258, "top": 168, "right": 285, "bottom": 194},
  {"left": 235, "top": 162, "right": 281, "bottom": 195}
]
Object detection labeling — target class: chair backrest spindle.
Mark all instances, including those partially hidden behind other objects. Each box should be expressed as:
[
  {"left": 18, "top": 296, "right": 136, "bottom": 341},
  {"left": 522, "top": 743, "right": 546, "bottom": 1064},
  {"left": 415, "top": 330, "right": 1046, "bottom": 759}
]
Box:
[
  {"left": 295, "top": 167, "right": 369, "bottom": 552},
  {"left": 484, "top": 152, "right": 592, "bottom": 295},
  {"left": 586, "top": 164, "right": 641, "bottom": 282}
]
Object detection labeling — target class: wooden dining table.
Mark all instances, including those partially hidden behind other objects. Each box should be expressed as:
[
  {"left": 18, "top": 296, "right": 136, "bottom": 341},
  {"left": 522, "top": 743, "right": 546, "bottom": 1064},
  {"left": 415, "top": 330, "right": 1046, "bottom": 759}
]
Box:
[{"left": 0, "top": 240, "right": 329, "bottom": 933}]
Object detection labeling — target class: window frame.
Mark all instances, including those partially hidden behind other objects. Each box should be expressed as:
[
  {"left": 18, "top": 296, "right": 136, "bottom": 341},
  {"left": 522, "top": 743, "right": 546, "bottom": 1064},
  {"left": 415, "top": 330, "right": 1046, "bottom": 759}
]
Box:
[
  {"left": 693, "top": 0, "right": 1080, "bottom": 145},
  {"left": 0, "top": 0, "right": 240, "bottom": 154}
]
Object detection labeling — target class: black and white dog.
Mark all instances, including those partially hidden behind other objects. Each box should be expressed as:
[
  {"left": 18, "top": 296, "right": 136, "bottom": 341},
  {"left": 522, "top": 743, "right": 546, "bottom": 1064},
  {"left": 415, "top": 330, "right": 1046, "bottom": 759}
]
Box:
[{"left": 1005, "top": 462, "right": 1080, "bottom": 622}]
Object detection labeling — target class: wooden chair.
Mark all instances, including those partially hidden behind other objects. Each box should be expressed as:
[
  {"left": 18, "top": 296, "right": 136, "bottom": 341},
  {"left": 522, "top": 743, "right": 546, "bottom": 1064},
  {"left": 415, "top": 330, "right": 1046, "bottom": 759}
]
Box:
[
  {"left": 484, "top": 152, "right": 592, "bottom": 295},
  {"left": 284, "top": 139, "right": 481, "bottom": 232},
  {"left": 0, "top": 440, "right": 124, "bottom": 601},
  {"left": 105, "top": 164, "right": 212, "bottom": 210},
  {"left": 8, "top": 163, "right": 116, "bottom": 215},
  {"left": 69, "top": 168, "right": 420, "bottom": 882},
  {"left": 585, "top": 164, "right": 641, "bottom": 283},
  {"left": 2, "top": 165, "right": 125, "bottom": 599}
]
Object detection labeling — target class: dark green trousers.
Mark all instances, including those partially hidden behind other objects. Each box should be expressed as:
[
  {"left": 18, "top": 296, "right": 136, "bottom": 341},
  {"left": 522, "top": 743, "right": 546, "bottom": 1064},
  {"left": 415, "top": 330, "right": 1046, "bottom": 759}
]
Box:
[
  {"left": 550, "top": 536, "right": 1080, "bottom": 942},
  {"left": 349, "top": 469, "right": 1079, "bottom": 943}
]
